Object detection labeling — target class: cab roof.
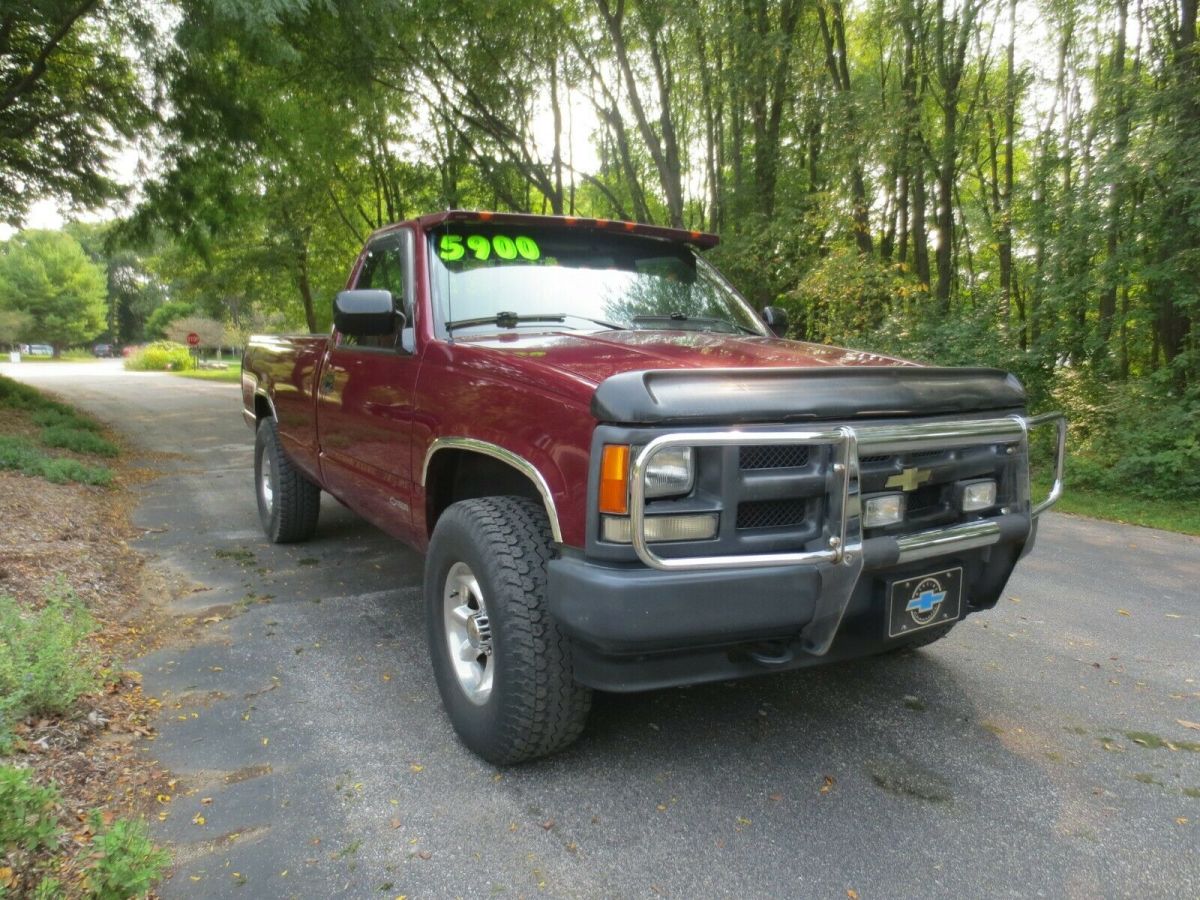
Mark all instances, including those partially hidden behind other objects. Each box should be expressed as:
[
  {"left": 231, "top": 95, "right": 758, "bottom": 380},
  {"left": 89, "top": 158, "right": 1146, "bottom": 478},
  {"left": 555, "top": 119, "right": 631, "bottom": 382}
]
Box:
[{"left": 374, "top": 210, "right": 720, "bottom": 250}]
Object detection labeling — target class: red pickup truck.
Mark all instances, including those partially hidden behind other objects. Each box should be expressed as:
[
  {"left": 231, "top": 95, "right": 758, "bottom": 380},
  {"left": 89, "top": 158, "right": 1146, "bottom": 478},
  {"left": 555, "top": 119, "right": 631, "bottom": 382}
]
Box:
[{"left": 242, "top": 210, "right": 1065, "bottom": 764}]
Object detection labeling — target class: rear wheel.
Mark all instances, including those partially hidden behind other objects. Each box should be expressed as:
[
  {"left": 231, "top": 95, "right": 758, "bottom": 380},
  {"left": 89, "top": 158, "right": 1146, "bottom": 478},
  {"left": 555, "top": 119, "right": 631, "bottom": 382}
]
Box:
[
  {"left": 425, "top": 496, "right": 592, "bottom": 764},
  {"left": 254, "top": 417, "right": 321, "bottom": 543}
]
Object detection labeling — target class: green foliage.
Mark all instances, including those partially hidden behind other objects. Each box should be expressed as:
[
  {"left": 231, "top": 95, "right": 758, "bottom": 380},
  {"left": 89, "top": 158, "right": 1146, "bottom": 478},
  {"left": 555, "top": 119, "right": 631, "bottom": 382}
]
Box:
[
  {"left": 1052, "top": 374, "right": 1200, "bottom": 502},
  {"left": 783, "top": 248, "right": 925, "bottom": 346},
  {"left": 143, "top": 301, "right": 195, "bottom": 339},
  {"left": 0, "top": 375, "right": 117, "bottom": 484},
  {"left": 0, "top": 588, "right": 100, "bottom": 742},
  {"left": 124, "top": 341, "right": 194, "bottom": 372},
  {"left": 0, "top": 374, "right": 68, "bottom": 413},
  {"left": 80, "top": 813, "right": 170, "bottom": 900},
  {"left": 30, "top": 408, "right": 102, "bottom": 432},
  {"left": 0, "top": 308, "right": 31, "bottom": 349},
  {"left": 0, "top": 766, "right": 60, "bottom": 854},
  {"left": 0, "top": 769, "right": 169, "bottom": 900},
  {"left": 0, "top": 1, "right": 154, "bottom": 224},
  {"left": 39, "top": 426, "right": 119, "bottom": 458},
  {"left": 0, "top": 437, "right": 113, "bottom": 486},
  {"left": 0, "top": 231, "right": 107, "bottom": 352}
]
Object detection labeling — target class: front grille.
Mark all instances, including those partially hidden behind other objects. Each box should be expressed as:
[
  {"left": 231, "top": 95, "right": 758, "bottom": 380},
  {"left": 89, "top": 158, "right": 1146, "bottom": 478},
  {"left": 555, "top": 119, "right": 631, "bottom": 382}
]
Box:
[
  {"left": 737, "top": 498, "right": 808, "bottom": 529},
  {"left": 739, "top": 445, "right": 810, "bottom": 470}
]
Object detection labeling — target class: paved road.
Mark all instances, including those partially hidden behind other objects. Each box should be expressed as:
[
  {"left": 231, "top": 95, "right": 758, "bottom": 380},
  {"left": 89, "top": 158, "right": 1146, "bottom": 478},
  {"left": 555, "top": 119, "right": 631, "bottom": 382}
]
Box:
[{"left": 5, "top": 360, "right": 1199, "bottom": 899}]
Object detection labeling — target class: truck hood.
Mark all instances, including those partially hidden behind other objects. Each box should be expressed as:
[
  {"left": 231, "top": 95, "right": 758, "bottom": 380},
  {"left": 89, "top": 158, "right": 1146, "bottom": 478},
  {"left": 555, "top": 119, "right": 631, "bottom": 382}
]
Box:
[
  {"left": 456, "top": 330, "right": 1025, "bottom": 425},
  {"left": 456, "top": 329, "right": 915, "bottom": 386}
]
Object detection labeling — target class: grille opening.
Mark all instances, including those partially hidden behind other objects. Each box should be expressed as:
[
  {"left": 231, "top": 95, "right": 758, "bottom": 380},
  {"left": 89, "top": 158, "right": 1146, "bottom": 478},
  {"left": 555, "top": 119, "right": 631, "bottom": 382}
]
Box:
[
  {"left": 739, "top": 445, "right": 810, "bottom": 470},
  {"left": 859, "top": 454, "right": 890, "bottom": 464},
  {"left": 736, "top": 498, "right": 808, "bottom": 529},
  {"left": 905, "top": 484, "right": 946, "bottom": 515}
]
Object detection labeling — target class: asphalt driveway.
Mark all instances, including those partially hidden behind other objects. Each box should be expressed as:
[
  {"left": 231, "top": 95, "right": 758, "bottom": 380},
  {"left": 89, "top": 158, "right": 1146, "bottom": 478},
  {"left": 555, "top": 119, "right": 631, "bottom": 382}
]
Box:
[{"left": 4, "top": 359, "right": 1199, "bottom": 899}]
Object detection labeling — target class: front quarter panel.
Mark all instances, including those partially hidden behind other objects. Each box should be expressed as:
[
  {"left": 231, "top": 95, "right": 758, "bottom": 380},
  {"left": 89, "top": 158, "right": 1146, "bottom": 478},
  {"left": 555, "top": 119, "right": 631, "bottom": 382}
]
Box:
[{"left": 412, "top": 341, "right": 595, "bottom": 550}]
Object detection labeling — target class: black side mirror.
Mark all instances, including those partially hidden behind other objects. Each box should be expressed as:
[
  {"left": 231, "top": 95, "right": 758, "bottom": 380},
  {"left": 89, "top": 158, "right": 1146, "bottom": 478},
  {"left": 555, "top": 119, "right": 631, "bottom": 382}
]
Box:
[
  {"left": 333, "top": 290, "right": 397, "bottom": 336},
  {"left": 761, "top": 306, "right": 789, "bottom": 337}
]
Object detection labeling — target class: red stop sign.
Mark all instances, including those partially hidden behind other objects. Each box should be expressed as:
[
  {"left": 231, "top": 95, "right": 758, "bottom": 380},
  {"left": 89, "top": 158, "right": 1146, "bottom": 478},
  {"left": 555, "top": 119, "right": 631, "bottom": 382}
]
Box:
[{"left": 186, "top": 332, "right": 200, "bottom": 346}]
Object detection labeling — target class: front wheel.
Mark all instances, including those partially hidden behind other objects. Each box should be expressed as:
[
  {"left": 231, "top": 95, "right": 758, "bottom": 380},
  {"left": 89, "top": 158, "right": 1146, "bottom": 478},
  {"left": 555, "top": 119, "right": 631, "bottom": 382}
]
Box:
[
  {"left": 425, "top": 496, "right": 592, "bottom": 764},
  {"left": 254, "top": 417, "right": 321, "bottom": 543}
]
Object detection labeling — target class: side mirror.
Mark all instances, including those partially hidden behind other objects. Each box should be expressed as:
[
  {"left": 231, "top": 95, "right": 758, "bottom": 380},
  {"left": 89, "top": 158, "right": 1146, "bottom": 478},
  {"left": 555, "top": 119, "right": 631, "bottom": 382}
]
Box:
[
  {"left": 333, "top": 290, "right": 397, "bottom": 336},
  {"left": 761, "top": 306, "right": 789, "bottom": 337}
]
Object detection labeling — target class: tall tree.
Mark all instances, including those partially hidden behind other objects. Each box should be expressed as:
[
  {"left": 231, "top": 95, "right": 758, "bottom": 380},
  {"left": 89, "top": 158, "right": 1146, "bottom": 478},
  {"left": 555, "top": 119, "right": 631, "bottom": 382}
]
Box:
[
  {"left": 0, "top": 229, "right": 106, "bottom": 354},
  {"left": 0, "top": 0, "right": 153, "bottom": 224}
]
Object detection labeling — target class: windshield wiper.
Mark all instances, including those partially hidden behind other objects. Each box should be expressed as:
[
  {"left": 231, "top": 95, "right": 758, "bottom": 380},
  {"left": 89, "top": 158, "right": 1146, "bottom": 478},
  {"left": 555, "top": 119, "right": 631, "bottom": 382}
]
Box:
[
  {"left": 446, "top": 312, "right": 626, "bottom": 332},
  {"left": 632, "top": 314, "right": 758, "bottom": 335}
]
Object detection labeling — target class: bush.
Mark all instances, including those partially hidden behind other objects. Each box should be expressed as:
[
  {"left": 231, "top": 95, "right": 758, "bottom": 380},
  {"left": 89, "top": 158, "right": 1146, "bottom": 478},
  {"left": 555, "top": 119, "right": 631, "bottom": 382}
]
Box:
[
  {"left": 1052, "top": 372, "right": 1200, "bottom": 501},
  {"left": 0, "top": 588, "right": 100, "bottom": 743},
  {"left": 123, "top": 340, "right": 193, "bottom": 372},
  {"left": 39, "top": 425, "right": 118, "bottom": 458},
  {"left": 80, "top": 814, "right": 170, "bottom": 900},
  {"left": 0, "top": 766, "right": 60, "bottom": 855}
]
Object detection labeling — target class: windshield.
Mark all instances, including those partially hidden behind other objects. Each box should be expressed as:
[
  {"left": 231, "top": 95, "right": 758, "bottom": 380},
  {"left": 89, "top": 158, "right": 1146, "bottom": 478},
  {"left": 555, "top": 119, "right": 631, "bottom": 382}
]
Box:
[{"left": 427, "top": 224, "right": 767, "bottom": 337}]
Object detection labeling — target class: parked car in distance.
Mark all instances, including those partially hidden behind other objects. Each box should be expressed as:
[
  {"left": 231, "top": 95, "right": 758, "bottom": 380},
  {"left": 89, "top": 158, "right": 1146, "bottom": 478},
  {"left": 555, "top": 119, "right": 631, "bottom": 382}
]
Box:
[
  {"left": 26, "top": 344, "right": 53, "bottom": 357},
  {"left": 93, "top": 343, "right": 116, "bottom": 358}
]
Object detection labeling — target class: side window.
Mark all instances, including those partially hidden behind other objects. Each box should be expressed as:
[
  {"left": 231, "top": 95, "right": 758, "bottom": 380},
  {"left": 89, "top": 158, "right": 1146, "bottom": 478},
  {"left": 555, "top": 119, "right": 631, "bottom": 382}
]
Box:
[{"left": 342, "top": 235, "right": 411, "bottom": 350}]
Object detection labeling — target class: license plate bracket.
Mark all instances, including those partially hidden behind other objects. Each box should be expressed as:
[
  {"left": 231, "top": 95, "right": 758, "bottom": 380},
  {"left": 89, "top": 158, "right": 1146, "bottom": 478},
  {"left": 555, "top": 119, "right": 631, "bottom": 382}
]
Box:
[{"left": 887, "top": 567, "right": 963, "bottom": 639}]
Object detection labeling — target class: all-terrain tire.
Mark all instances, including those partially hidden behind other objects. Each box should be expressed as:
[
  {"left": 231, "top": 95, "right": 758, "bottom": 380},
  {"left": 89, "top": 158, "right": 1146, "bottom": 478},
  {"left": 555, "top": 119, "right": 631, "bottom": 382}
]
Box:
[
  {"left": 254, "top": 417, "right": 321, "bottom": 543},
  {"left": 425, "top": 496, "right": 592, "bottom": 764}
]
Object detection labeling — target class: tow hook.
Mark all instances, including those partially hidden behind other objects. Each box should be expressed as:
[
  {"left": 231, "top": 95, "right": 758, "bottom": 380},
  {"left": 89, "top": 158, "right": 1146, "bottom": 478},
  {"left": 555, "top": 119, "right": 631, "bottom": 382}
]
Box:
[{"left": 746, "top": 642, "right": 795, "bottom": 668}]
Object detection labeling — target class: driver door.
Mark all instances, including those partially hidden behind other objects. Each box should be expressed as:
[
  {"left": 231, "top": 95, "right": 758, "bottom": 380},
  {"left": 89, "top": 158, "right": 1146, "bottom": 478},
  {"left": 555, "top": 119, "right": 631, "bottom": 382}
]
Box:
[{"left": 316, "top": 229, "right": 422, "bottom": 540}]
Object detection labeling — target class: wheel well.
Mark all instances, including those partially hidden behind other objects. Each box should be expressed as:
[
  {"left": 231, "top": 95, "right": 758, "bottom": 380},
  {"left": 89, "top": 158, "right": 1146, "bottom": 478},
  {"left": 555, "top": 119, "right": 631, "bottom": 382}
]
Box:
[
  {"left": 425, "top": 449, "right": 543, "bottom": 536},
  {"left": 254, "top": 394, "right": 272, "bottom": 422}
]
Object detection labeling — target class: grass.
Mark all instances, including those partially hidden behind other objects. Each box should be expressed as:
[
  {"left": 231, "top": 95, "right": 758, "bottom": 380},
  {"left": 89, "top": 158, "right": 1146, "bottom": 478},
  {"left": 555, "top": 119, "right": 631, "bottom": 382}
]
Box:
[
  {"left": 0, "top": 375, "right": 116, "bottom": 485},
  {"left": 1035, "top": 477, "right": 1200, "bottom": 535},
  {"left": 175, "top": 365, "right": 241, "bottom": 382}
]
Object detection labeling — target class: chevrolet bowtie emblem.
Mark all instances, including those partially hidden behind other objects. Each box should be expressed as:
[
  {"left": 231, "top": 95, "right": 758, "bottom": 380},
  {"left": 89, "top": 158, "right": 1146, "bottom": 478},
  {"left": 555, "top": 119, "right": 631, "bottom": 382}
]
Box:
[{"left": 886, "top": 467, "right": 933, "bottom": 492}]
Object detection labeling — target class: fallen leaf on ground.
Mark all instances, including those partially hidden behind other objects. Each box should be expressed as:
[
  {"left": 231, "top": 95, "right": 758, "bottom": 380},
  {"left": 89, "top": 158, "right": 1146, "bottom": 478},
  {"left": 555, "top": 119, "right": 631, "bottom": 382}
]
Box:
[
  {"left": 1116, "top": 609, "right": 1131, "bottom": 617},
  {"left": 1177, "top": 720, "right": 1200, "bottom": 732},
  {"left": 192, "top": 813, "right": 206, "bottom": 826},
  {"left": 417, "top": 850, "right": 432, "bottom": 860},
  {"left": 819, "top": 775, "right": 836, "bottom": 795},
  {"left": 541, "top": 819, "right": 555, "bottom": 830},
  {"left": 848, "top": 890, "right": 860, "bottom": 899},
  {"left": 409, "top": 763, "right": 424, "bottom": 773},
  {"left": 736, "top": 816, "right": 751, "bottom": 826},
  {"left": 768, "top": 793, "right": 783, "bottom": 802},
  {"left": 389, "top": 818, "right": 402, "bottom": 829}
]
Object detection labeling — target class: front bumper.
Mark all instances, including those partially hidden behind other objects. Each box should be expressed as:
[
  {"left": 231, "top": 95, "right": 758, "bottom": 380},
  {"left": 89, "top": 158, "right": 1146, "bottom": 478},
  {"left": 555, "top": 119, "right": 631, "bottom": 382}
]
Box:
[
  {"left": 549, "top": 516, "right": 1032, "bottom": 691},
  {"left": 548, "top": 412, "right": 1065, "bottom": 692}
]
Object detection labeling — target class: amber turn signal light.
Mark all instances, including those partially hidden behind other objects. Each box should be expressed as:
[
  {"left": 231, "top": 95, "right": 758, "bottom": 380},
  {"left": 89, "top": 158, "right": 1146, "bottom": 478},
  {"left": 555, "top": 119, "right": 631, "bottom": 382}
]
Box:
[{"left": 598, "top": 444, "right": 631, "bottom": 515}]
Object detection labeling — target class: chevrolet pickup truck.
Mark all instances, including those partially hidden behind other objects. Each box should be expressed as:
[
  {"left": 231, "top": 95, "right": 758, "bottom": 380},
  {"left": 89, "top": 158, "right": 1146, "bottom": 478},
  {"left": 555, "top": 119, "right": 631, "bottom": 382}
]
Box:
[{"left": 242, "top": 210, "right": 1066, "bottom": 764}]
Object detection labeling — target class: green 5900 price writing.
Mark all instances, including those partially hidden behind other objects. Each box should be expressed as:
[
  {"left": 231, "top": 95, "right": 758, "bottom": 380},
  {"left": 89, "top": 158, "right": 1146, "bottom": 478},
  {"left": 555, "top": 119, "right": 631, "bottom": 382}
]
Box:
[{"left": 439, "top": 234, "right": 541, "bottom": 262}]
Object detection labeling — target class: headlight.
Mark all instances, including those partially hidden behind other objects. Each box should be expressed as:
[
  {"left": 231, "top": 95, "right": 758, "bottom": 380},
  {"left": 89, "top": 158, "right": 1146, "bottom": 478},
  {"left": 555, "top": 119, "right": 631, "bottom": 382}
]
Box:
[
  {"left": 643, "top": 446, "right": 694, "bottom": 498},
  {"left": 959, "top": 479, "right": 997, "bottom": 512},
  {"left": 863, "top": 493, "right": 905, "bottom": 528}
]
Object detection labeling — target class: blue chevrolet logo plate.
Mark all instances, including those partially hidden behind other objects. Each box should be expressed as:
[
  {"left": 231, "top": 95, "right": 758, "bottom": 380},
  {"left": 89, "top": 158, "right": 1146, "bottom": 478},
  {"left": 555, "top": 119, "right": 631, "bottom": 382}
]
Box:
[{"left": 887, "top": 567, "right": 963, "bottom": 639}]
